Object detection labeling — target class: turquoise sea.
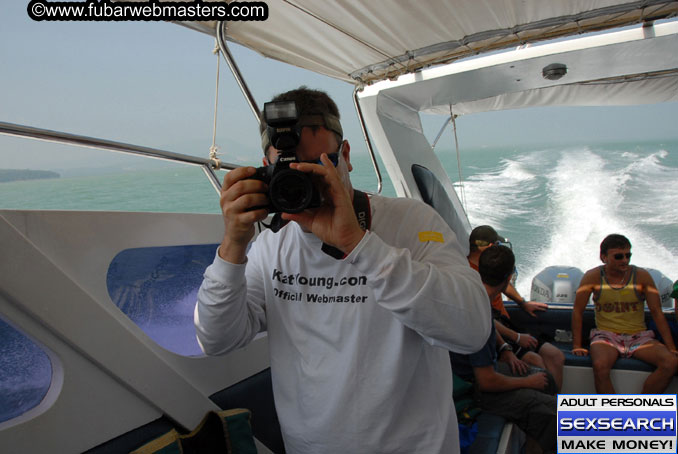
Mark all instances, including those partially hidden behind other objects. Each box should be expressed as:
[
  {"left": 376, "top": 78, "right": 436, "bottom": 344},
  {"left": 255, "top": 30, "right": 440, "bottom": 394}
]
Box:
[{"left": 1, "top": 140, "right": 677, "bottom": 294}]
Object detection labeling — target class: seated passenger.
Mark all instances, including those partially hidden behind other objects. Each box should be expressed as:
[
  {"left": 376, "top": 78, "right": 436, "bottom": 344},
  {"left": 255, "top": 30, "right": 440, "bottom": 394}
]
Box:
[
  {"left": 572, "top": 233, "right": 678, "bottom": 393},
  {"left": 468, "top": 225, "right": 565, "bottom": 390},
  {"left": 452, "top": 245, "right": 557, "bottom": 454}
]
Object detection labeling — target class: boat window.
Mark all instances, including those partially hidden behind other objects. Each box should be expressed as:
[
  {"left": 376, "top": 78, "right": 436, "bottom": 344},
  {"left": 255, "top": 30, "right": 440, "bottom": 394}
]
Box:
[
  {"left": 0, "top": 132, "right": 392, "bottom": 210},
  {"left": 0, "top": 316, "right": 53, "bottom": 424},
  {"left": 0, "top": 136, "right": 227, "bottom": 213},
  {"left": 418, "top": 106, "right": 678, "bottom": 302},
  {"left": 106, "top": 244, "right": 219, "bottom": 356},
  {"left": 348, "top": 151, "right": 396, "bottom": 197},
  {"left": 412, "top": 164, "right": 467, "bottom": 240},
  {"left": 1, "top": 10, "right": 385, "bottom": 198}
]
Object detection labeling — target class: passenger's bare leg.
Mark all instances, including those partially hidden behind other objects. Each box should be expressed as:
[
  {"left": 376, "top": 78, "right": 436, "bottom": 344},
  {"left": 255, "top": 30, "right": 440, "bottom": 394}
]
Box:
[
  {"left": 632, "top": 342, "right": 678, "bottom": 393},
  {"left": 590, "top": 343, "right": 619, "bottom": 394},
  {"left": 522, "top": 351, "right": 545, "bottom": 369},
  {"left": 538, "top": 343, "right": 565, "bottom": 392}
]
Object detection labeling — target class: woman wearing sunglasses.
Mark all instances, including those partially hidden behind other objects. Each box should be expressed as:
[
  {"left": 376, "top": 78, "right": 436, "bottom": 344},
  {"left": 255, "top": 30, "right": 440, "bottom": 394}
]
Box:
[{"left": 571, "top": 234, "right": 678, "bottom": 394}]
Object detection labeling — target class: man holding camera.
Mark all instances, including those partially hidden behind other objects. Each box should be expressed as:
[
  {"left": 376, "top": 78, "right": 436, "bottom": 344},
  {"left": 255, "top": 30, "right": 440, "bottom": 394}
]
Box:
[{"left": 194, "top": 87, "right": 491, "bottom": 454}]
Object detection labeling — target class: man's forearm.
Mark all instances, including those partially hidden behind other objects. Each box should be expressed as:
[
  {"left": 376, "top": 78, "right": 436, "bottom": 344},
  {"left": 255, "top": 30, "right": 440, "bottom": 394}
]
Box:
[
  {"left": 571, "top": 311, "right": 584, "bottom": 348},
  {"left": 651, "top": 310, "right": 677, "bottom": 352},
  {"left": 476, "top": 371, "right": 532, "bottom": 393}
]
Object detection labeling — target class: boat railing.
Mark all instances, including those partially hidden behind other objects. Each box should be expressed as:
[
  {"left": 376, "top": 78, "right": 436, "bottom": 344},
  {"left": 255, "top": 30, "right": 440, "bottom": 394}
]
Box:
[
  {"left": 215, "top": 22, "right": 261, "bottom": 125},
  {"left": 352, "top": 86, "right": 383, "bottom": 194},
  {"left": 2, "top": 27, "right": 388, "bottom": 200},
  {"left": 215, "top": 21, "right": 384, "bottom": 194},
  {"left": 0, "top": 120, "right": 240, "bottom": 194}
]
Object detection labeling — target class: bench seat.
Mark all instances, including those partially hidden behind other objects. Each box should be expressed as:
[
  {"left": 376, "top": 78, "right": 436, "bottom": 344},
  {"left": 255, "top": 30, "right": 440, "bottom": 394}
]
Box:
[
  {"left": 554, "top": 342, "right": 656, "bottom": 372},
  {"left": 504, "top": 303, "right": 670, "bottom": 374},
  {"left": 468, "top": 413, "right": 507, "bottom": 454}
]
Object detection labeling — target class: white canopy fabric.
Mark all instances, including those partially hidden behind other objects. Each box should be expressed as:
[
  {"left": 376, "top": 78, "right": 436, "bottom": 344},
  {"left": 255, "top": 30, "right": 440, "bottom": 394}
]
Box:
[
  {"left": 177, "top": 0, "right": 678, "bottom": 84},
  {"left": 358, "top": 22, "right": 678, "bottom": 115}
]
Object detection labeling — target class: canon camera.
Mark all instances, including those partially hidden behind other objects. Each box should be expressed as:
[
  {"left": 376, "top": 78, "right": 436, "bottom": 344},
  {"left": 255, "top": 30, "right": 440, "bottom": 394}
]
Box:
[{"left": 247, "top": 101, "right": 322, "bottom": 214}]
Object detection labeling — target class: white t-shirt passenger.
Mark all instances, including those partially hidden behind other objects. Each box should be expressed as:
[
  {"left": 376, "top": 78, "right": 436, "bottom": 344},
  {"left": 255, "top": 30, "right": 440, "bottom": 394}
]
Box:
[{"left": 195, "top": 194, "right": 490, "bottom": 454}]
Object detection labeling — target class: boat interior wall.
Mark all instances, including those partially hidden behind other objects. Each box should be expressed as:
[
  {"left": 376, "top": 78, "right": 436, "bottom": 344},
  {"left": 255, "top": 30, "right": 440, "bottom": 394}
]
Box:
[
  {"left": 562, "top": 365, "right": 661, "bottom": 394},
  {"left": 86, "top": 369, "right": 281, "bottom": 453},
  {"left": 0, "top": 210, "right": 271, "bottom": 452},
  {"left": 357, "top": 91, "right": 472, "bottom": 243},
  {"left": 359, "top": 21, "right": 678, "bottom": 116},
  {"left": 176, "top": 0, "right": 678, "bottom": 84},
  {"left": 412, "top": 165, "right": 472, "bottom": 257}
]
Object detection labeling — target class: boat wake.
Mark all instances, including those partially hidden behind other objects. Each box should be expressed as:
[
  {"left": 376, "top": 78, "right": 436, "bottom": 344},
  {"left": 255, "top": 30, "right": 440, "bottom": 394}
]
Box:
[{"left": 462, "top": 145, "right": 678, "bottom": 296}]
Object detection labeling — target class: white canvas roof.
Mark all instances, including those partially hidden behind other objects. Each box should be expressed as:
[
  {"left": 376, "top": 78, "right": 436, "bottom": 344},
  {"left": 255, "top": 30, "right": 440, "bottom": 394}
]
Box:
[
  {"left": 358, "top": 21, "right": 678, "bottom": 114},
  {"left": 177, "top": 0, "right": 678, "bottom": 84}
]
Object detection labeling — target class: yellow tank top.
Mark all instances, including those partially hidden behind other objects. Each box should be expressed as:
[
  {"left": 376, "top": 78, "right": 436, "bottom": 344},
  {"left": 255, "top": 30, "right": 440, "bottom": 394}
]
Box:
[{"left": 593, "top": 266, "right": 646, "bottom": 334}]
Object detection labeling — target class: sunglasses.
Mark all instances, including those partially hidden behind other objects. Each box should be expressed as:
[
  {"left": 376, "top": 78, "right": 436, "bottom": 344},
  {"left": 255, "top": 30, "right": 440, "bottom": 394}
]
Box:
[
  {"left": 473, "top": 240, "right": 497, "bottom": 248},
  {"left": 613, "top": 252, "right": 632, "bottom": 260},
  {"left": 474, "top": 239, "right": 513, "bottom": 249}
]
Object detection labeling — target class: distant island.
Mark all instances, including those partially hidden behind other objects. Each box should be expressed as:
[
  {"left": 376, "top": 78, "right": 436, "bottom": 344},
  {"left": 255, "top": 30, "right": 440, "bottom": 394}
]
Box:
[{"left": 0, "top": 169, "right": 60, "bottom": 183}]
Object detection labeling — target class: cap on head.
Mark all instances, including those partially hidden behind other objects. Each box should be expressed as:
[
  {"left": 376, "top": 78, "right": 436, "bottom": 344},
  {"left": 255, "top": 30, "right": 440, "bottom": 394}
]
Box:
[{"left": 469, "top": 225, "right": 503, "bottom": 250}]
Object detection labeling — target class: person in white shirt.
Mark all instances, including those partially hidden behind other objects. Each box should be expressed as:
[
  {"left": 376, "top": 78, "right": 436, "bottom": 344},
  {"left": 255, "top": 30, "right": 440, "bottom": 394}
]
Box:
[{"left": 195, "top": 87, "right": 491, "bottom": 454}]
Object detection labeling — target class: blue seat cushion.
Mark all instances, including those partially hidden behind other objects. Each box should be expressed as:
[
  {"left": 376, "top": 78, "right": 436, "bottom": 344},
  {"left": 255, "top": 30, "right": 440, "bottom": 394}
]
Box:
[{"left": 468, "top": 412, "right": 507, "bottom": 454}]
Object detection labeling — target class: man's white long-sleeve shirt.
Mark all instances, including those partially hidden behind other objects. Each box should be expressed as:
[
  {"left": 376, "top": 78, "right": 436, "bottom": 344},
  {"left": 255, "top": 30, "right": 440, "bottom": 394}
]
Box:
[{"left": 195, "top": 195, "right": 491, "bottom": 454}]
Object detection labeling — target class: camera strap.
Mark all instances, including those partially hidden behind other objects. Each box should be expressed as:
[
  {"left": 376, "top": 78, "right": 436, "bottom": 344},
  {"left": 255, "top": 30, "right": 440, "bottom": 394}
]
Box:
[
  {"left": 321, "top": 189, "right": 371, "bottom": 260},
  {"left": 266, "top": 190, "right": 372, "bottom": 260},
  {"left": 267, "top": 213, "right": 289, "bottom": 233}
]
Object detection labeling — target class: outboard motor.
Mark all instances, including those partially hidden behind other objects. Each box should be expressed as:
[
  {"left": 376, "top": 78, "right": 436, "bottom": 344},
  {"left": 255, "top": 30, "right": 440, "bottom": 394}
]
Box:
[
  {"left": 530, "top": 266, "right": 584, "bottom": 304},
  {"left": 646, "top": 268, "right": 674, "bottom": 310}
]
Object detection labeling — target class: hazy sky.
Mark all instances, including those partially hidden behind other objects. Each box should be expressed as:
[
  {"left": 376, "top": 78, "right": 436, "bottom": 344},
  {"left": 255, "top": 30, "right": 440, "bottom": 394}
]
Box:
[{"left": 2, "top": 2, "right": 678, "bottom": 171}]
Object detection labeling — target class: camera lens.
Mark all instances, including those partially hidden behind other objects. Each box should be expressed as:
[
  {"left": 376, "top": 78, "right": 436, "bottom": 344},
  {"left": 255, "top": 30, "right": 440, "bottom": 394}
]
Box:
[{"left": 269, "top": 169, "right": 315, "bottom": 213}]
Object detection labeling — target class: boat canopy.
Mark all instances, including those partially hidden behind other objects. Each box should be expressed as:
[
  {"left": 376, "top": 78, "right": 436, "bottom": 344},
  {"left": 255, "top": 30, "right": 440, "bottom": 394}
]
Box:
[
  {"left": 358, "top": 21, "right": 678, "bottom": 116},
  {"left": 174, "top": 0, "right": 678, "bottom": 86}
]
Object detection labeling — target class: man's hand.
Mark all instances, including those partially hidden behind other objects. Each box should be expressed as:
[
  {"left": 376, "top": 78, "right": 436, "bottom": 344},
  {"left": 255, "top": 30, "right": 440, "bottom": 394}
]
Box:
[
  {"left": 218, "top": 167, "right": 269, "bottom": 264},
  {"left": 516, "top": 332, "right": 538, "bottom": 350},
  {"left": 521, "top": 300, "right": 548, "bottom": 317},
  {"left": 571, "top": 347, "right": 589, "bottom": 357},
  {"left": 284, "top": 154, "right": 365, "bottom": 254},
  {"left": 524, "top": 372, "right": 550, "bottom": 391},
  {"left": 499, "top": 350, "right": 529, "bottom": 375}
]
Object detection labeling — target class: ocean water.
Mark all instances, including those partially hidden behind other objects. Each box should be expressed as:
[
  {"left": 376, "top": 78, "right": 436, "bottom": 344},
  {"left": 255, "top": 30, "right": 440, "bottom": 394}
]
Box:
[
  {"left": 1, "top": 140, "right": 677, "bottom": 294},
  {"left": 439, "top": 140, "right": 678, "bottom": 295}
]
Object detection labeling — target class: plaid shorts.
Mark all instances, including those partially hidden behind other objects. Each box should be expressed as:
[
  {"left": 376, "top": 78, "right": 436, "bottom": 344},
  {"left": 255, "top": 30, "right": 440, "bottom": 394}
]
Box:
[{"left": 589, "top": 329, "right": 656, "bottom": 358}]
